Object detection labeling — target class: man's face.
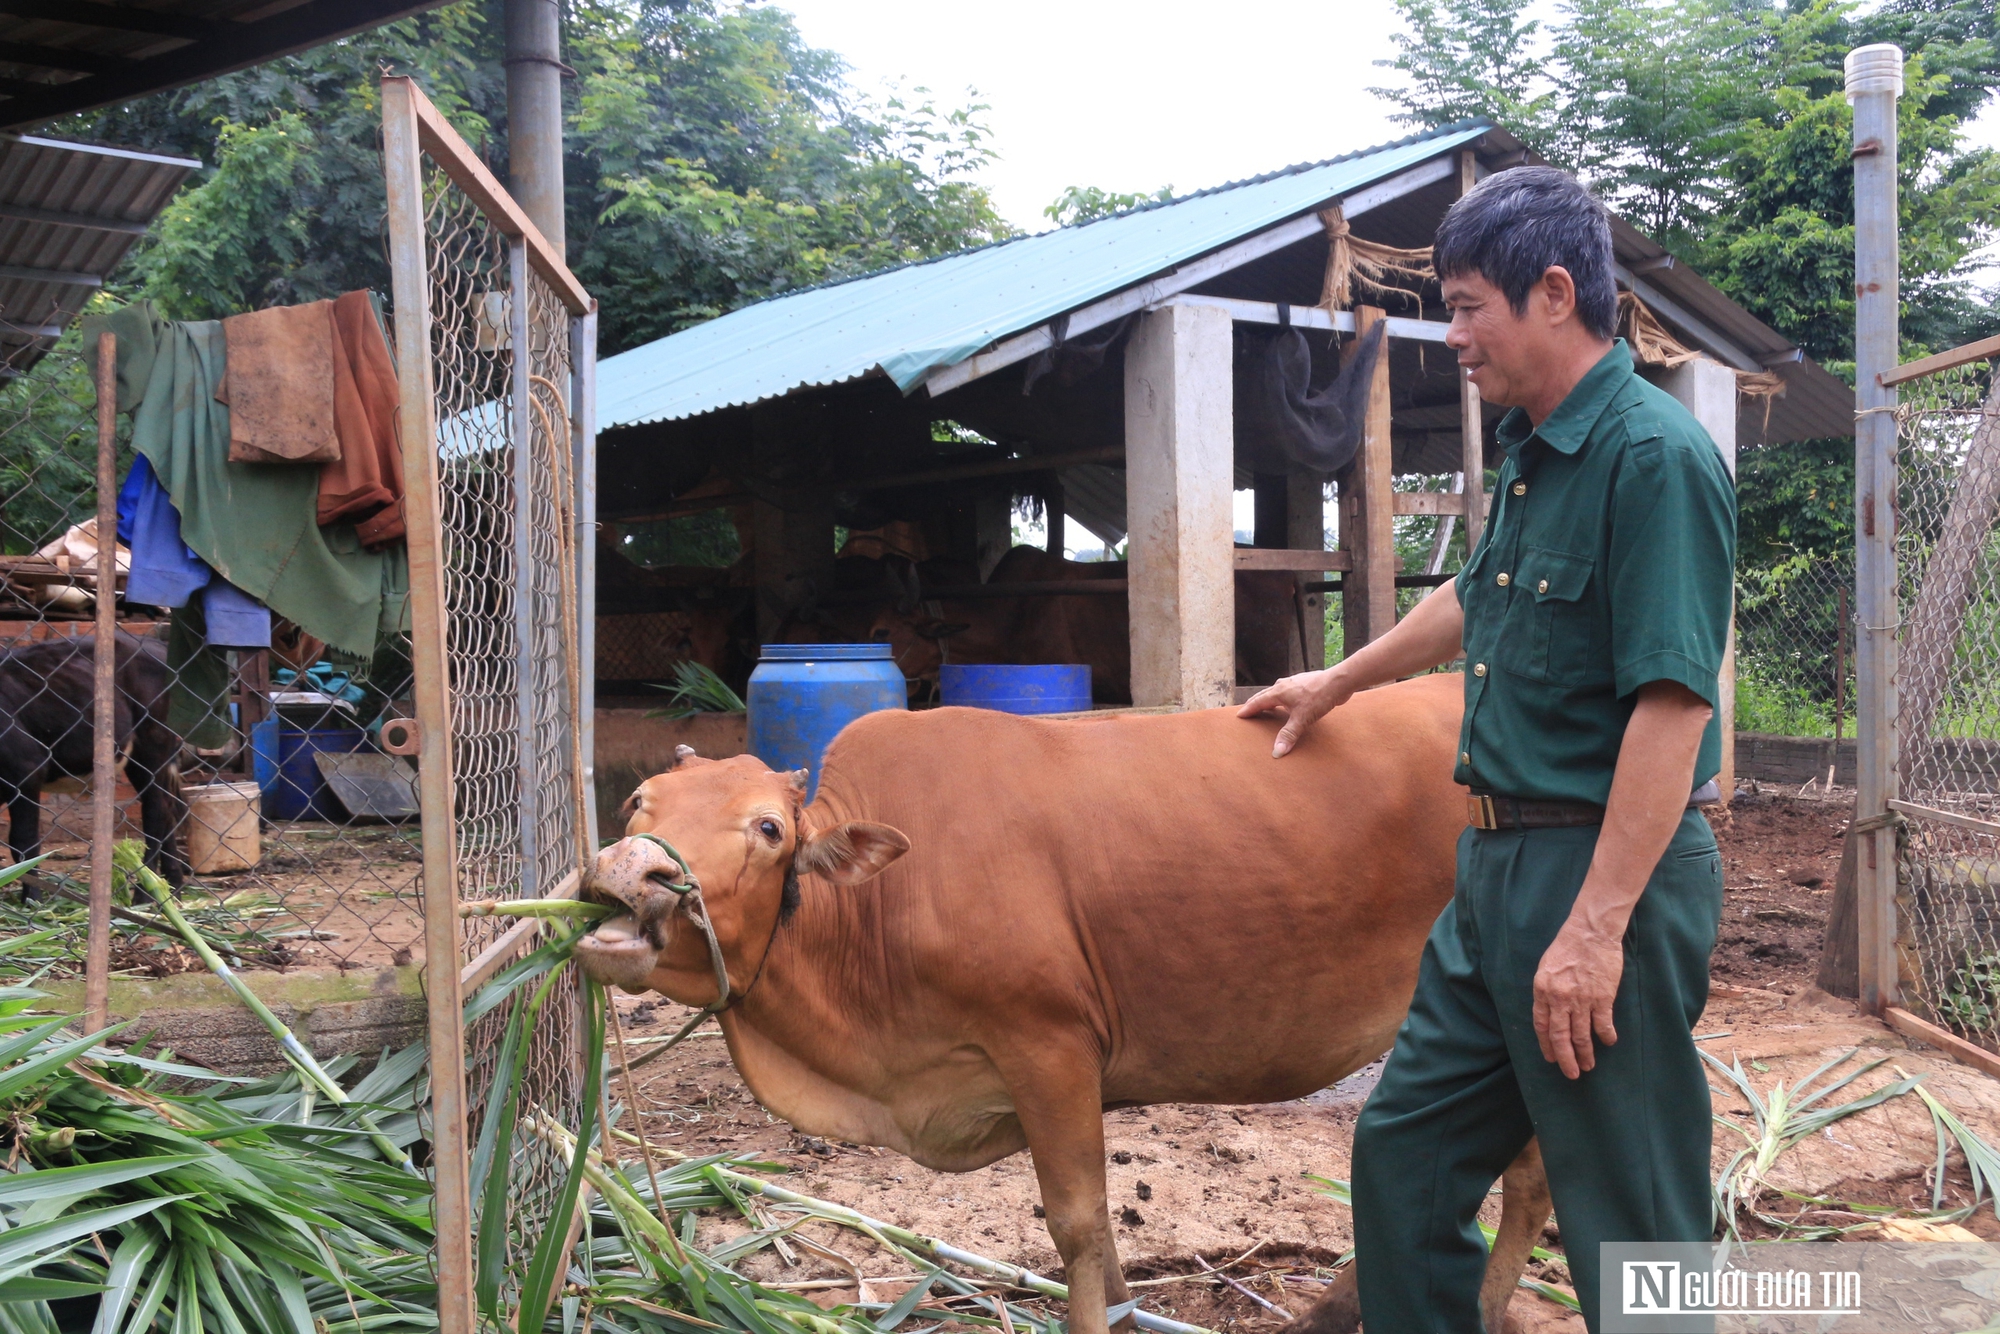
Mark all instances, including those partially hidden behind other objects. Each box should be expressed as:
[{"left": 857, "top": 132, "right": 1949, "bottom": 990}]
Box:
[{"left": 1442, "top": 268, "right": 1563, "bottom": 408}]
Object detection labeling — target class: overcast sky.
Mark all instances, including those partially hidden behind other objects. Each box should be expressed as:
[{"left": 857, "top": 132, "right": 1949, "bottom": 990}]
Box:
[{"left": 775, "top": 0, "right": 2000, "bottom": 236}]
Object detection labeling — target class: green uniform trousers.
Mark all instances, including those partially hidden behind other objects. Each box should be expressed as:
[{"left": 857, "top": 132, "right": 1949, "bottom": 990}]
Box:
[{"left": 1352, "top": 809, "right": 1723, "bottom": 1333}]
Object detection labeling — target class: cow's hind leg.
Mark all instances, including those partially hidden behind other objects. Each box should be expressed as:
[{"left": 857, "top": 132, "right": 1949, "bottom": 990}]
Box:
[
  {"left": 1005, "top": 1051, "right": 1129, "bottom": 1334},
  {"left": 1277, "top": 1138, "right": 1551, "bottom": 1334},
  {"left": 6, "top": 784, "right": 41, "bottom": 901},
  {"left": 1480, "top": 1137, "right": 1552, "bottom": 1334}
]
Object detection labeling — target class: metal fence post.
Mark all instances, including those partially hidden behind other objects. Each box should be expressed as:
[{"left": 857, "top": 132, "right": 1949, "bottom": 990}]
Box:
[
  {"left": 85, "top": 332, "right": 116, "bottom": 1035},
  {"left": 1850, "top": 42, "right": 1904, "bottom": 1013},
  {"left": 571, "top": 308, "right": 598, "bottom": 853},
  {"left": 509, "top": 240, "right": 542, "bottom": 901}
]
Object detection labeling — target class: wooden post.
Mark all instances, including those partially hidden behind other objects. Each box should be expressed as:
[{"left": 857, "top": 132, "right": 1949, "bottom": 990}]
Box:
[
  {"left": 1125, "top": 302, "right": 1235, "bottom": 708},
  {"left": 1658, "top": 356, "right": 1739, "bottom": 800},
  {"left": 1849, "top": 41, "right": 1904, "bottom": 1014},
  {"left": 1342, "top": 305, "right": 1397, "bottom": 652},
  {"left": 86, "top": 331, "right": 115, "bottom": 1037},
  {"left": 381, "top": 74, "right": 476, "bottom": 1334},
  {"left": 1289, "top": 473, "right": 1327, "bottom": 670}
]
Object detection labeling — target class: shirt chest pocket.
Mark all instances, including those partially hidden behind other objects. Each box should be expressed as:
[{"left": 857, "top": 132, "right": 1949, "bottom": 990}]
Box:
[{"left": 1499, "top": 547, "right": 1602, "bottom": 685}]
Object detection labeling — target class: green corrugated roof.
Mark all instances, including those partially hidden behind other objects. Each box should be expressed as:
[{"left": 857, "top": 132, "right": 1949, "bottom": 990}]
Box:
[{"left": 597, "top": 121, "right": 1491, "bottom": 429}]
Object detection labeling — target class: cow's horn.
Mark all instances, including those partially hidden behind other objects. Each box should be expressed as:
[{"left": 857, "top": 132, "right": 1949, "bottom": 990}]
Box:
[
  {"left": 673, "top": 744, "right": 697, "bottom": 765},
  {"left": 788, "top": 768, "right": 809, "bottom": 794}
]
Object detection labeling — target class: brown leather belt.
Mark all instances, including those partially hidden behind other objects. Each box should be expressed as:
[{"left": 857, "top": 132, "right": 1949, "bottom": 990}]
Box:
[{"left": 1467, "top": 792, "right": 1605, "bottom": 830}]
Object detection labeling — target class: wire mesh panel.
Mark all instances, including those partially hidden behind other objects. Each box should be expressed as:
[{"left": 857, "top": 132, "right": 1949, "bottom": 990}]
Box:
[
  {"left": 0, "top": 332, "right": 432, "bottom": 996},
  {"left": 1736, "top": 542, "right": 1854, "bottom": 751},
  {"left": 1891, "top": 360, "right": 2000, "bottom": 1042},
  {"left": 382, "top": 75, "right": 597, "bottom": 1332}
]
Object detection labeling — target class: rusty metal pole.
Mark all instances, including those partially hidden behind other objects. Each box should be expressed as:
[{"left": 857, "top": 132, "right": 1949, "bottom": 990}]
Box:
[
  {"left": 505, "top": 0, "right": 565, "bottom": 256},
  {"left": 86, "top": 331, "right": 117, "bottom": 1034}
]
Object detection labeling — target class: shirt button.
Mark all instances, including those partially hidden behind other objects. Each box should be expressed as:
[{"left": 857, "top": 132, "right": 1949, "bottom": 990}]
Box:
[
  {"left": 1460, "top": 752, "right": 1470, "bottom": 765},
  {"left": 1497, "top": 572, "right": 1511, "bottom": 587},
  {"left": 1473, "top": 662, "right": 1487, "bottom": 676},
  {"left": 1537, "top": 579, "right": 1548, "bottom": 594},
  {"left": 1512, "top": 482, "right": 1526, "bottom": 496}
]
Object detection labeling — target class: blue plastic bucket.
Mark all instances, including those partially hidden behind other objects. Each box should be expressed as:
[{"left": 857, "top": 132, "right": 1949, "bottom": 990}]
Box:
[
  {"left": 940, "top": 664, "right": 1092, "bottom": 715},
  {"left": 266, "top": 727, "right": 366, "bottom": 822},
  {"left": 747, "top": 644, "right": 906, "bottom": 798}
]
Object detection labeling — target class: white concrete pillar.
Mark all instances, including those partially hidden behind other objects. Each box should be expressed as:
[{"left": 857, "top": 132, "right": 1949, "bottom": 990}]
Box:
[
  {"left": 1125, "top": 303, "right": 1236, "bottom": 708},
  {"left": 1659, "top": 357, "right": 1738, "bottom": 799}
]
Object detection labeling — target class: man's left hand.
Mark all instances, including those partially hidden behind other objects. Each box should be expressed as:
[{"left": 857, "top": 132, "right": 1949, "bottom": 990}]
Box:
[{"left": 1533, "top": 921, "right": 1624, "bottom": 1078}]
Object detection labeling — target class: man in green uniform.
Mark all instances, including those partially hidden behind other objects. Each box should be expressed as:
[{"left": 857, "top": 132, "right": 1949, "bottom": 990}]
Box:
[{"left": 1239, "top": 167, "right": 1735, "bottom": 1333}]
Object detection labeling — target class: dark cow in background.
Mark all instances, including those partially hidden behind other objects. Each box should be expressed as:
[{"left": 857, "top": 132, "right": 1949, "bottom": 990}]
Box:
[
  {"left": 0, "top": 632, "right": 185, "bottom": 892},
  {"left": 863, "top": 546, "right": 1306, "bottom": 703}
]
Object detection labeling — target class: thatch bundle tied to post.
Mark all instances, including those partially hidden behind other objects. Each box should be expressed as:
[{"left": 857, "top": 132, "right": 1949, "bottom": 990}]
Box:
[
  {"left": 1317, "top": 206, "right": 1435, "bottom": 312},
  {"left": 1618, "top": 291, "right": 1784, "bottom": 398}
]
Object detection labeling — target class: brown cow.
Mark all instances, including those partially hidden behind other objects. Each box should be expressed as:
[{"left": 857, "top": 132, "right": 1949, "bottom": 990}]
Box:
[{"left": 575, "top": 672, "right": 1551, "bottom": 1334}]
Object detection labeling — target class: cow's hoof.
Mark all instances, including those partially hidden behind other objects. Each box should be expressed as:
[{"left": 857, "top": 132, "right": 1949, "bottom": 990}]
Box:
[
  {"left": 574, "top": 913, "right": 662, "bottom": 992},
  {"left": 1278, "top": 1265, "right": 1358, "bottom": 1334}
]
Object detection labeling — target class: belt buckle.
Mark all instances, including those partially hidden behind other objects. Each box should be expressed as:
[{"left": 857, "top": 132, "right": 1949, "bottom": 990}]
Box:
[{"left": 1468, "top": 794, "right": 1498, "bottom": 830}]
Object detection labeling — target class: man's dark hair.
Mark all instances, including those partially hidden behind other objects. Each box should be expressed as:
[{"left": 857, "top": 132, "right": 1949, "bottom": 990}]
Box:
[{"left": 1433, "top": 166, "right": 1618, "bottom": 340}]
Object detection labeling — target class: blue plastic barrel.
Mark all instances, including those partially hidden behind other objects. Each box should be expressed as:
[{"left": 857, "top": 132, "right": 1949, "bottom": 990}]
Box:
[
  {"left": 747, "top": 644, "right": 906, "bottom": 797},
  {"left": 266, "top": 727, "right": 366, "bottom": 822},
  {"left": 941, "top": 664, "right": 1092, "bottom": 715}
]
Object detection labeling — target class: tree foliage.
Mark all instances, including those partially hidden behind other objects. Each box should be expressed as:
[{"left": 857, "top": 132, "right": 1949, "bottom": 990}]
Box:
[
  {"left": 61, "top": 0, "right": 1009, "bottom": 354},
  {"left": 1372, "top": 0, "right": 2000, "bottom": 363},
  {"left": 1042, "top": 184, "right": 1175, "bottom": 227}
]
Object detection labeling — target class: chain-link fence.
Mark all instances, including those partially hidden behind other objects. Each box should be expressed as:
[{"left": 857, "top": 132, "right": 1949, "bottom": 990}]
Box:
[
  {"left": 416, "top": 161, "right": 593, "bottom": 1322},
  {"left": 1888, "top": 360, "right": 2000, "bottom": 1043},
  {"left": 0, "top": 330, "right": 432, "bottom": 992},
  {"left": 1736, "top": 541, "right": 1854, "bottom": 752}
]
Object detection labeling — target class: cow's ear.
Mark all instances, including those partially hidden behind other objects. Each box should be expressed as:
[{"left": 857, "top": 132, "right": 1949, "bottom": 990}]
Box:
[
  {"left": 796, "top": 821, "right": 909, "bottom": 885},
  {"left": 618, "top": 787, "right": 644, "bottom": 827}
]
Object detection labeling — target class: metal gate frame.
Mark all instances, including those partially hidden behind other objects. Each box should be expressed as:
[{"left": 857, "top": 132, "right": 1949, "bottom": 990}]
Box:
[{"left": 382, "top": 74, "right": 597, "bottom": 1333}]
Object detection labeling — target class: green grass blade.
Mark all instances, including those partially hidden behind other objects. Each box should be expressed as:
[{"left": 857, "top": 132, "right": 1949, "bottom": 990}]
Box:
[
  {"left": 0, "top": 1196, "right": 185, "bottom": 1270},
  {"left": 875, "top": 1270, "right": 940, "bottom": 1331},
  {"left": 519, "top": 980, "right": 606, "bottom": 1334},
  {"left": 0, "top": 1155, "right": 200, "bottom": 1207},
  {"left": 91, "top": 1223, "right": 161, "bottom": 1334}
]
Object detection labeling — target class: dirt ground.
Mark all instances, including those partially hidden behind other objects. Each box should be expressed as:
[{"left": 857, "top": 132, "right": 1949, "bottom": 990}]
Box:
[
  {"left": 600, "top": 790, "right": 2000, "bottom": 1334},
  {"left": 19, "top": 788, "right": 424, "bottom": 974}
]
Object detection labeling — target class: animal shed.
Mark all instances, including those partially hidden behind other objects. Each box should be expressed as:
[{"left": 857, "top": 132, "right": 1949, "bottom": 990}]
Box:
[{"left": 587, "top": 119, "right": 1850, "bottom": 729}]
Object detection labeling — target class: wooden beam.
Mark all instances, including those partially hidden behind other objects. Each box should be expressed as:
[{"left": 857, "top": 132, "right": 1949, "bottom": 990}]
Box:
[
  {"left": 1888, "top": 798, "right": 2000, "bottom": 839},
  {"left": 1162, "top": 293, "right": 1451, "bottom": 342},
  {"left": 1884, "top": 1006, "right": 2000, "bottom": 1081},
  {"left": 822, "top": 579, "right": 1128, "bottom": 604},
  {"left": 1880, "top": 332, "right": 2000, "bottom": 387},
  {"left": 925, "top": 153, "right": 1460, "bottom": 398},
  {"left": 0, "top": 262, "right": 98, "bottom": 286},
  {"left": 1343, "top": 305, "right": 1398, "bottom": 650},
  {"left": 382, "top": 74, "right": 590, "bottom": 315},
  {"left": 1614, "top": 266, "right": 1761, "bottom": 373},
  {"left": 1392, "top": 491, "right": 1465, "bottom": 517},
  {"left": 1234, "top": 548, "right": 1353, "bottom": 572},
  {"left": 852, "top": 445, "right": 1123, "bottom": 491},
  {"left": 0, "top": 201, "right": 145, "bottom": 234}
]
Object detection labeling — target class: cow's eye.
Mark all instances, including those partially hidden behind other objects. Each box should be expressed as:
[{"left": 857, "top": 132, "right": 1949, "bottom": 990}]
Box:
[{"left": 758, "top": 819, "right": 782, "bottom": 841}]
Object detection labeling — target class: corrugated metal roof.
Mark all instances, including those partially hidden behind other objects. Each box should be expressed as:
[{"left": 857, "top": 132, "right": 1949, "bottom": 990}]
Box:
[
  {"left": 597, "top": 121, "right": 1493, "bottom": 429},
  {"left": 0, "top": 2, "right": 453, "bottom": 132},
  {"left": 0, "top": 133, "right": 197, "bottom": 373}
]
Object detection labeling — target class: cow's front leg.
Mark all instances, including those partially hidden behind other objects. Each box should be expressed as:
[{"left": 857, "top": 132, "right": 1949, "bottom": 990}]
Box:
[
  {"left": 1480, "top": 1137, "right": 1552, "bottom": 1333},
  {"left": 1006, "top": 1054, "right": 1129, "bottom": 1334}
]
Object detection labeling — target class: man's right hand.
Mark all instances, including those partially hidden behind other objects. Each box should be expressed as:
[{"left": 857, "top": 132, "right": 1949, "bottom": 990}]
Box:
[{"left": 1237, "top": 668, "right": 1356, "bottom": 758}]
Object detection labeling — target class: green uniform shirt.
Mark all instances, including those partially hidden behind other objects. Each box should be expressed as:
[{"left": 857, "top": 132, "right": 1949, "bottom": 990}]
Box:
[{"left": 1453, "top": 340, "right": 1737, "bottom": 805}]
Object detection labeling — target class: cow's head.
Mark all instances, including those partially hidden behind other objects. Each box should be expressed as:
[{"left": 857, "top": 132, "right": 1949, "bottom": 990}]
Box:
[{"left": 573, "top": 747, "right": 909, "bottom": 1000}]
